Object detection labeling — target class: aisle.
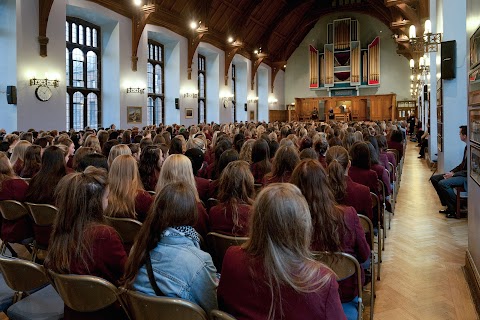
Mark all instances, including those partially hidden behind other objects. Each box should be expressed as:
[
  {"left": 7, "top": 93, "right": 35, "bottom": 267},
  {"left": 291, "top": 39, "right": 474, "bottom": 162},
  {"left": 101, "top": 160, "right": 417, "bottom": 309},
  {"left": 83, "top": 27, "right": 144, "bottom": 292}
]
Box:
[{"left": 373, "top": 141, "right": 477, "bottom": 320}]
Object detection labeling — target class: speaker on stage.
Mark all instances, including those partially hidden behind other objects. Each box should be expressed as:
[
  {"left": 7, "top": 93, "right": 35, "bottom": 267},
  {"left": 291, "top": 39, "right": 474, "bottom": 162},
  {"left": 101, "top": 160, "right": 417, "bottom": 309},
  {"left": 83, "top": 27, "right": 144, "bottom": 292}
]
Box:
[{"left": 441, "top": 40, "right": 456, "bottom": 80}]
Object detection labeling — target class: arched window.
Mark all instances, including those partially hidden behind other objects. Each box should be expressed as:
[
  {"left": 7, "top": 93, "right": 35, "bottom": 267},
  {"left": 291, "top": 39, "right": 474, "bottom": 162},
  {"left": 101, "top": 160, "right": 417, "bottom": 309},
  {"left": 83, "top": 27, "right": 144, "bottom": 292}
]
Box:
[
  {"left": 66, "top": 17, "right": 101, "bottom": 130},
  {"left": 198, "top": 54, "right": 206, "bottom": 124},
  {"left": 147, "top": 40, "right": 165, "bottom": 125}
]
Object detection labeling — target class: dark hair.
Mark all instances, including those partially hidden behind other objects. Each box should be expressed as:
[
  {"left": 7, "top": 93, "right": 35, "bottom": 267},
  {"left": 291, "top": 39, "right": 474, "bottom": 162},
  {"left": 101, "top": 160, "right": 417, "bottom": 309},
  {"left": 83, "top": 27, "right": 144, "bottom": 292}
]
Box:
[
  {"left": 122, "top": 182, "right": 198, "bottom": 288},
  {"left": 325, "top": 146, "right": 349, "bottom": 203},
  {"left": 266, "top": 145, "right": 300, "bottom": 180},
  {"left": 268, "top": 139, "right": 279, "bottom": 159},
  {"left": 140, "top": 138, "right": 153, "bottom": 151},
  {"left": 102, "top": 139, "right": 119, "bottom": 157},
  {"left": 169, "top": 137, "right": 184, "bottom": 155},
  {"left": 290, "top": 159, "right": 346, "bottom": 252},
  {"left": 33, "top": 137, "right": 49, "bottom": 148},
  {"left": 216, "top": 149, "right": 239, "bottom": 179},
  {"left": 460, "top": 125, "right": 467, "bottom": 136},
  {"left": 299, "top": 148, "right": 318, "bottom": 160},
  {"left": 138, "top": 145, "right": 161, "bottom": 191},
  {"left": 20, "top": 145, "right": 42, "bottom": 178},
  {"left": 349, "top": 141, "right": 371, "bottom": 170},
  {"left": 366, "top": 141, "right": 379, "bottom": 165},
  {"left": 78, "top": 153, "right": 109, "bottom": 172},
  {"left": 390, "top": 130, "right": 403, "bottom": 143},
  {"left": 25, "top": 146, "right": 67, "bottom": 204},
  {"left": 185, "top": 148, "right": 204, "bottom": 176}
]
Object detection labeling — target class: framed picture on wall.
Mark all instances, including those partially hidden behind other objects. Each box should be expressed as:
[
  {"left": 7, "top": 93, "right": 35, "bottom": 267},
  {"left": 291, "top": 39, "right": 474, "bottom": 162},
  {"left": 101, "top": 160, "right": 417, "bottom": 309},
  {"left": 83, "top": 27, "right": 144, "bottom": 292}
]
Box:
[
  {"left": 185, "top": 108, "right": 193, "bottom": 119},
  {"left": 470, "top": 25, "right": 480, "bottom": 69},
  {"left": 470, "top": 109, "right": 480, "bottom": 145},
  {"left": 471, "top": 144, "right": 480, "bottom": 187},
  {"left": 127, "top": 106, "right": 142, "bottom": 123}
]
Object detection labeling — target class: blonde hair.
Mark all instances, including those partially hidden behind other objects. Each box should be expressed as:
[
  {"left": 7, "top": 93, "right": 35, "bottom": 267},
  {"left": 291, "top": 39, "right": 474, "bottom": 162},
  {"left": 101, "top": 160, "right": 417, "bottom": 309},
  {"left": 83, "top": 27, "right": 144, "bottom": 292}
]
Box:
[
  {"left": 10, "top": 140, "right": 31, "bottom": 165},
  {"left": 239, "top": 139, "right": 255, "bottom": 164},
  {"left": 244, "top": 183, "right": 333, "bottom": 319},
  {"left": 105, "top": 155, "right": 143, "bottom": 219},
  {"left": 108, "top": 144, "right": 132, "bottom": 168},
  {"left": 0, "top": 153, "right": 15, "bottom": 191},
  {"left": 155, "top": 154, "right": 199, "bottom": 201}
]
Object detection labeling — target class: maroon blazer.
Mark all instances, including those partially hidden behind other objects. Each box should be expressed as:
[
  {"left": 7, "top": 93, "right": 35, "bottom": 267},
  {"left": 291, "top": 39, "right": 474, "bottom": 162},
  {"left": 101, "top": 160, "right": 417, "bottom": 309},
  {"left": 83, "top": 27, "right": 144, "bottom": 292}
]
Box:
[
  {"left": 195, "top": 176, "right": 212, "bottom": 203},
  {"left": 311, "top": 206, "right": 370, "bottom": 302},
  {"left": 371, "top": 164, "right": 391, "bottom": 196},
  {"left": 194, "top": 202, "right": 209, "bottom": 242},
  {"left": 209, "top": 203, "right": 251, "bottom": 236},
  {"left": 262, "top": 171, "right": 292, "bottom": 186},
  {"left": 318, "top": 154, "right": 327, "bottom": 168},
  {"left": 340, "top": 176, "right": 373, "bottom": 221},
  {"left": 378, "top": 153, "right": 389, "bottom": 171},
  {"left": 250, "top": 162, "right": 270, "bottom": 184},
  {"left": 135, "top": 190, "right": 154, "bottom": 222},
  {"left": 12, "top": 160, "right": 24, "bottom": 176},
  {"left": 384, "top": 151, "right": 396, "bottom": 168},
  {"left": 387, "top": 140, "right": 404, "bottom": 160},
  {"left": 348, "top": 166, "right": 379, "bottom": 195},
  {"left": 65, "top": 224, "right": 128, "bottom": 320},
  {"left": 0, "top": 179, "right": 33, "bottom": 243},
  {"left": 218, "top": 246, "right": 346, "bottom": 320}
]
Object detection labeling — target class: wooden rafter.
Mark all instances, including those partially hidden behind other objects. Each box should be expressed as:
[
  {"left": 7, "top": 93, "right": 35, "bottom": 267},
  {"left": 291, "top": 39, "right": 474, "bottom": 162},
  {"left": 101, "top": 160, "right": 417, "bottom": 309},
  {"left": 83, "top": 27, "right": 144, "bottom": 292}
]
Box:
[
  {"left": 251, "top": 52, "right": 267, "bottom": 90},
  {"left": 131, "top": 4, "right": 157, "bottom": 71},
  {"left": 38, "top": 0, "right": 55, "bottom": 57},
  {"left": 224, "top": 41, "right": 242, "bottom": 85},
  {"left": 187, "top": 28, "right": 208, "bottom": 80},
  {"left": 270, "top": 61, "right": 286, "bottom": 93}
]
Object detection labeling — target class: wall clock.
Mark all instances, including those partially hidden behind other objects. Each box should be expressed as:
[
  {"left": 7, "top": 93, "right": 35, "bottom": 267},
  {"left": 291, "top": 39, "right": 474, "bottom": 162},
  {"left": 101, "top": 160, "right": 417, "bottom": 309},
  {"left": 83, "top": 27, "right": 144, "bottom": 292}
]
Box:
[{"left": 35, "top": 85, "right": 52, "bottom": 102}]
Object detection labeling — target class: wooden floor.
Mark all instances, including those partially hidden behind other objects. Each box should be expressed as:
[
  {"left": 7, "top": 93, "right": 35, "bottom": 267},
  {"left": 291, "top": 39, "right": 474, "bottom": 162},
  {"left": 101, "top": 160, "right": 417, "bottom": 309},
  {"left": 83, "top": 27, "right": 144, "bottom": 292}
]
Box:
[{"left": 371, "top": 141, "right": 478, "bottom": 320}]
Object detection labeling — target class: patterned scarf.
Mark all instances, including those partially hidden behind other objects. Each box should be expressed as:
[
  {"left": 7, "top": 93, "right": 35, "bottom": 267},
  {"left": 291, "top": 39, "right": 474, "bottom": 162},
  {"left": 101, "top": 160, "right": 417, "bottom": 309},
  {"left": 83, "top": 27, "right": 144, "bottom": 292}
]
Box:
[{"left": 163, "top": 226, "right": 200, "bottom": 245}]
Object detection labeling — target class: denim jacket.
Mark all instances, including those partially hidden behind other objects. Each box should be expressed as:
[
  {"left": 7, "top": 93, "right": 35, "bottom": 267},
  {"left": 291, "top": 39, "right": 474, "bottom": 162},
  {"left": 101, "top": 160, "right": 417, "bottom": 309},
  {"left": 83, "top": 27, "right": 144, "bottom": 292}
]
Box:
[{"left": 133, "top": 227, "right": 218, "bottom": 313}]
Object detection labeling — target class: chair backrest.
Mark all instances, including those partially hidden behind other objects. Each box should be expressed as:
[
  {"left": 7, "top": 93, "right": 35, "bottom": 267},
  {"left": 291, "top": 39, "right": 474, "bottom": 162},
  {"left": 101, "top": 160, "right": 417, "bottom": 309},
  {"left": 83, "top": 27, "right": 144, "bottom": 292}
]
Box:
[
  {"left": 21, "top": 178, "right": 31, "bottom": 184},
  {"left": 25, "top": 202, "right": 58, "bottom": 226},
  {"left": 211, "top": 310, "right": 237, "bottom": 320},
  {"left": 386, "top": 149, "right": 399, "bottom": 166},
  {"left": 147, "top": 191, "right": 156, "bottom": 196},
  {"left": 0, "top": 200, "right": 29, "bottom": 221},
  {"left": 370, "top": 192, "right": 381, "bottom": 227},
  {"left": 46, "top": 269, "right": 119, "bottom": 312},
  {"left": 0, "top": 255, "right": 49, "bottom": 292},
  {"left": 377, "top": 179, "right": 386, "bottom": 204},
  {"left": 358, "top": 214, "right": 374, "bottom": 246},
  {"left": 119, "top": 289, "right": 207, "bottom": 320},
  {"left": 206, "top": 232, "right": 249, "bottom": 271},
  {"left": 104, "top": 216, "right": 142, "bottom": 244},
  {"left": 207, "top": 198, "right": 220, "bottom": 211},
  {"left": 312, "top": 252, "right": 360, "bottom": 282}
]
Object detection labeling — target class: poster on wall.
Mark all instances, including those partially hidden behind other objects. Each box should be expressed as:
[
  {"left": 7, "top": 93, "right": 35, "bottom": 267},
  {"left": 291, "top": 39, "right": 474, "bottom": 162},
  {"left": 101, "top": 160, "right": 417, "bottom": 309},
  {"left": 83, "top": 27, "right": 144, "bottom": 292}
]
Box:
[{"left": 127, "top": 107, "right": 142, "bottom": 123}]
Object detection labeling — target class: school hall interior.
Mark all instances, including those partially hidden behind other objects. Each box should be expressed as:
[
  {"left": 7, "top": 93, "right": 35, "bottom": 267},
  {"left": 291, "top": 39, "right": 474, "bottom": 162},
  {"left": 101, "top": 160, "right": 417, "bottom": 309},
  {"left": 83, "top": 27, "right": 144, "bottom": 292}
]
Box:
[{"left": 0, "top": 0, "right": 479, "bottom": 319}]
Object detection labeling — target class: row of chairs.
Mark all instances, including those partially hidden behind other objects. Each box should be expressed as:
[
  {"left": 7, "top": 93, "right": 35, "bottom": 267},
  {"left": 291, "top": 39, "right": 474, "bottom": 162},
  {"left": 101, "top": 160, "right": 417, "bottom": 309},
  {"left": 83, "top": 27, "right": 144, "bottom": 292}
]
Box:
[{"left": 0, "top": 254, "right": 236, "bottom": 320}]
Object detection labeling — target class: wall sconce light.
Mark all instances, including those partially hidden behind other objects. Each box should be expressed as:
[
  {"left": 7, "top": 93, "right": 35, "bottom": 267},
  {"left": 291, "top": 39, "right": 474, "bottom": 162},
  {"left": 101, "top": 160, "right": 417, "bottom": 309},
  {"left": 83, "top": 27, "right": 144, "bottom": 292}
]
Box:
[
  {"left": 409, "top": 20, "right": 442, "bottom": 53},
  {"left": 268, "top": 97, "right": 278, "bottom": 105},
  {"left": 247, "top": 96, "right": 259, "bottom": 103},
  {"left": 126, "top": 87, "right": 145, "bottom": 94},
  {"left": 29, "top": 72, "right": 60, "bottom": 88},
  {"left": 182, "top": 89, "right": 199, "bottom": 98},
  {"left": 221, "top": 93, "right": 234, "bottom": 108}
]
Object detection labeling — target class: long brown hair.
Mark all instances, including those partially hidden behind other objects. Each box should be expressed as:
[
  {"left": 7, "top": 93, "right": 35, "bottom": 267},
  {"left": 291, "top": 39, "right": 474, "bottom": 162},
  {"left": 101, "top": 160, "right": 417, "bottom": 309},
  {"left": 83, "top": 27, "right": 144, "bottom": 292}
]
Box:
[
  {"left": 264, "top": 145, "right": 299, "bottom": 181},
  {"left": 105, "top": 155, "right": 144, "bottom": 219},
  {"left": 244, "top": 183, "right": 333, "bottom": 320},
  {"left": 0, "top": 153, "right": 16, "bottom": 192},
  {"left": 122, "top": 182, "right": 198, "bottom": 288},
  {"left": 290, "top": 159, "right": 346, "bottom": 252},
  {"left": 20, "top": 145, "right": 42, "bottom": 178},
  {"left": 217, "top": 160, "right": 254, "bottom": 233},
  {"left": 45, "top": 166, "right": 108, "bottom": 273},
  {"left": 325, "top": 146, "right": 349, "bottom": 203}
]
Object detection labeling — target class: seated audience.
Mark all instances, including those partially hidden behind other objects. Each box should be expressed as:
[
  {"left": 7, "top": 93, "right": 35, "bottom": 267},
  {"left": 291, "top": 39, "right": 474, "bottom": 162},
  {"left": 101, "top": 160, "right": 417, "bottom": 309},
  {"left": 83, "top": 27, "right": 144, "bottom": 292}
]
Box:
[
  {"left": 20, "top": 145, "right": 41, "bottom": 178},
  {"left": 209, "top": 161, "right": 254, "bottom": 236},
  {"left": 45, "top": 167, "right": 127, "bottom": 320},
  {"left": 138, "top": 145, "right": 163, "bottom": 192},
  {"left": 250, "top": 139, "right": 271, "bottom": 184},
  {"left": 185, "top": 148, "right": 211, "bottom": 203},
  {"left": 348, "top": 142, "right": 379, "bottom": 195},
  {"left": 105, "top": 155, "right": 153, "bottom": 223},
  {"left": 326, "top": 146, "right": 373, "bottom": 221},
  {"left": 77, "top": 153, "right": 109, "bottom": 172},
  {"left": 155, "top": 154, "right": 209, "bottom": 240},
  {"left": 10, "top": 140, "right": 31, "bottom": 175},
  {"left": 107, "top": 144, "right": 132, "bottom": 168},
  {"left": 291, "top": 159, "right": 370, "bottom": 316},
  {"left": 218, "top": 183, "right": 345, "bottom": 319},
  {"left": 262, "top": 145, "right": 299, "bottom": 185},
  {"left": 122, "top": 182, "right": 218, "bottom": 313}
]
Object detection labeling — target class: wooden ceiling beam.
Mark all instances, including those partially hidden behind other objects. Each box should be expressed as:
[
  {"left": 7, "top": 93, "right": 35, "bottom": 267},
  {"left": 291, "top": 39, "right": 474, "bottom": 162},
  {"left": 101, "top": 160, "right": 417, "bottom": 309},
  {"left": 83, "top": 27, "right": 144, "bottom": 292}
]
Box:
[
  {"left": 38, "top": 0, "right": 55, "bottom": 57},
  {"left": 131, "top": 4, "right": 157, "bottom": 71},
  {"left": 271, "top": 61, "right": 286, "bottom": 93},
  {"left": 385, "top": 0, "right": 418, "bottom": 8},
  {"left": 251, "top": 52, "right": 267, "bottom": 90}
]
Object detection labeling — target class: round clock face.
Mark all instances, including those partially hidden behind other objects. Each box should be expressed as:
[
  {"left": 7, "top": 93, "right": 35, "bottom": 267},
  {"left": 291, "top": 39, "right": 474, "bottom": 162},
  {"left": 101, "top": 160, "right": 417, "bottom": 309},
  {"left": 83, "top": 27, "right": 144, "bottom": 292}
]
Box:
[{"left": 35, "top": 85, "right": 52, "bottom": 102}]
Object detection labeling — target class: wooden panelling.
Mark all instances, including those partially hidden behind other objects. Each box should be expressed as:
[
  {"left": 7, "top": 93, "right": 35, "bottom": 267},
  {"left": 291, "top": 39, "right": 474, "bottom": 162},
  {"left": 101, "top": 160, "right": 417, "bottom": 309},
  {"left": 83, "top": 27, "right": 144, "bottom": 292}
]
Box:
[
  {"left": 294, "top": 94, "right": 396, "bottom": 121},
  {"left": 268, "top": 110, "right": 288, "bottom": 122}
]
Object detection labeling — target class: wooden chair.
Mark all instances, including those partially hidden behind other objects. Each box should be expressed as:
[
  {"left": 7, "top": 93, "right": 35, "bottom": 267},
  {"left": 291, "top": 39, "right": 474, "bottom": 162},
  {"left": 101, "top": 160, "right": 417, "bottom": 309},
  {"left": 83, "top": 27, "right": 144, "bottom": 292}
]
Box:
[
  {"left": 370, "top": 192, "right": 382, "bottom": 281},
  {"left": 46, "top": 269, "right": 119, "bottom": 313},
  {"left": 377, "top": 179, "right": 387, "bottom": 244},
  {"left": 206, "top": 232, "right": 248, "bottom": 272},
  {"left": 211, "top": 310, "right": 237, "bottom": 320},
  {"left": 0, "top": 201, "right": 33, "bottom": 257},
  {"left": 0, "top": 256, "right": 63, "bottom": 319},
  {"left": 388, "top": 162, "right": 396, "bottom": 211},
  {"left": 119, "top": 289, "right": 207, "bottom": 320},
  {"left": 358, "top": 214, "right": 375, "bottom": 320},
  {"left": 104, "top": 216, "right": 142, "bottom": 249},
  {"left": 24, "top": 203, "right": 58, "bottom": 261},
  {"left": 313, "top": 252, "right": 363, "bottom": 320}
]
